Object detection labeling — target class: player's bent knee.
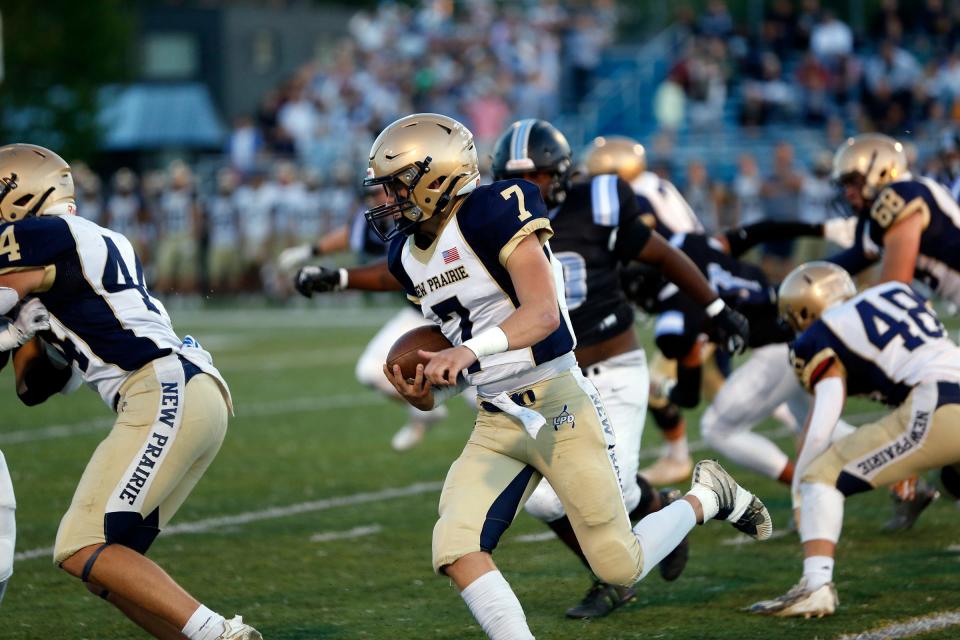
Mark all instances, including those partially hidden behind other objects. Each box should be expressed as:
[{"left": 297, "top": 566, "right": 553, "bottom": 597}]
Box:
[
  {"left": 700, "top": 406, "right": 721, "bottom": 444},
  {"left": 431, "top": 517, "right": 478, "bottom": 575},
  {"left": 0, "top": 539, "right": 13, "bottom": 582},
  {"left": 104, "top": 509, "right": 161, "bottom": 555},
  {"left": 585, "top": 538, "right": 642, "bottom": 587}
]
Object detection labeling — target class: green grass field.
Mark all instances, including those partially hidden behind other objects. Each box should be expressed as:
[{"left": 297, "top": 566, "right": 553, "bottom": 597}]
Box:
[{"left": 2, "top": 302, "right": 959, "bottom": 639}]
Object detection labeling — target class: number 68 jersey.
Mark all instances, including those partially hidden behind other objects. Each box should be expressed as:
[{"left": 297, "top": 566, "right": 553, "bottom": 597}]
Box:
[
  {"left": 790, "top": 281, "right": 960, "bottom": 405},
  {"left": 388, "top": 179, "right": 576, "bottom": 393},
  {"left": 0, "top": 214, "right": 228, "bottom": 408}
]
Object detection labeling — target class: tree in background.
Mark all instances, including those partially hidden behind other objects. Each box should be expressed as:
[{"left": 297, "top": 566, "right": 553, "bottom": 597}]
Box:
[{"left": 1, "top": 0, "right": 133, "bottom": 159}]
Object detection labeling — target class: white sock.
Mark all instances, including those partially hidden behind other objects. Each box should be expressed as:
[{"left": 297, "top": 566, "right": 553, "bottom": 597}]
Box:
[
  {"left": 803, "top": 556, "right": 834, "bottom": 590},
  {"left": 686, "top": 485, "right": 719, "bottom": 521},
  {"left": 668, "top": 437, "right": 689, "bottom": 461},
  {"left": 181, "top": 605, "right": 226, "bottom": 640},
  {"left": 633, "top": 500, "right": 697, "bottom": 579},
  {"left": 460, "top": 570, "right": 534, "bottom": 640}
]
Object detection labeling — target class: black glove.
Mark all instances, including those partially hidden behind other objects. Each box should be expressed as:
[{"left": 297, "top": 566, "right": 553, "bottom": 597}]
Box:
[
  {"left": 294, "top": 265, "right": 344, "bottom": 298},
  {"left": 706, "top": 300, "right": 750, "bottom": 355},
  {"left": 620, "top": 262, "right": 666, "bottom": 312}
]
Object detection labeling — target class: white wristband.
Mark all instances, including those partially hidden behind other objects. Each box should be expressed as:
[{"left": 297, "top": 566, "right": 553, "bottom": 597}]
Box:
[
  {"left": 338, "top": 268, "right": 349, "bottom": 290},
  {"left": 462, "top": 326, "right": 509, "bottom": 359},
  {"left": 705, "top": 298, "right": 726, "bottom": 318}
]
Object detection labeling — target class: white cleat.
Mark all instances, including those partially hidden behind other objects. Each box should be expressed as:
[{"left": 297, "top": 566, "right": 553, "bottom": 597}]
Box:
[
  {"left": 390, "top": 421, "right": 431, "bottom": 451},
  {"left": 216, "top": 615, "right": 263, "bottom": 639},
  {"left": 747, "top": 578, "right": 838, "bottom": 618},
  {"left": 690, "top": 459, "right": 773, "bottom": 540},
  {"left": 639, "top": 454, "right": 693, "bottom": 486}
]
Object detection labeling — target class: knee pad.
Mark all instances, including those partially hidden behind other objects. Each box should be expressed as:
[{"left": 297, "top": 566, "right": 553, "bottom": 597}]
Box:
[
  {"left": 104, "top": 508, "right": 160, "bottom": 555},
  {"left": 586, "top": 536, "right": 642, "bottom": 587},
  {"left": 941, "top": 465, "right": 960, "bottom": 500},
  {"left": 650, "top": 402, "right": 682, "bottom": 431},
  {"left": 523, "top": 483, "right": 566, "bottom": 523}
]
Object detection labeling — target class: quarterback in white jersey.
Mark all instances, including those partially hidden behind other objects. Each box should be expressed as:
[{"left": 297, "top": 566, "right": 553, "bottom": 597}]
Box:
[
  {"left": 751, "top": 264, "right": 960, "bottom": 617},
  {"left": 0, "top": 145, "right": 260, "bottom": 639},
  {"left": 366, "top": 114, "right": 772, "bottom": 640}
]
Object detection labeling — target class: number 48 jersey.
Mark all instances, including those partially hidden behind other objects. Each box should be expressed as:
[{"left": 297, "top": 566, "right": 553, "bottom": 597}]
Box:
[
  {"left": 0, "top": 215, "right": 222, "bottom": 407},
  {"left": 388, "top": 179, "right": 575, "bottom": 392},
  {"left": 790, "top": 281, "right": 960, "bottom": 405}
]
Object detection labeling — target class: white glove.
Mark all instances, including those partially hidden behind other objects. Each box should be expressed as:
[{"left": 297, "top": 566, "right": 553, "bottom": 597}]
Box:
[
  {"left": 277, "top": 244, "right": 315, "bottom": 272},
  {"left": 0, "top": 299, "right": 50, "bottom": 351},
  {"left": 822, "top": 217, "right": 857, "bottom": 249}
]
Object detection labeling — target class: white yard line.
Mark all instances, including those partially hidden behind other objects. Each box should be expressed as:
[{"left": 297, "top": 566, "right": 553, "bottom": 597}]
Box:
[
  {"left": 837, "top": 610, "right": 960, "bottom": 640},
  {"left": 14, "top": 481, "right": 441, "bottom": 562},
  {"left": 0, "top": 392, "right": 386, "bottom": 446},
  {"left": 513, "top": 531, "right": 557, "bottom": 543},
  {"left": 310, "top": 524, "right": 382, "bottom": 543}
]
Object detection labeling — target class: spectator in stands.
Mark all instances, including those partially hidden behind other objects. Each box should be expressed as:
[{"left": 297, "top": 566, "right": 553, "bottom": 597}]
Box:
[
  {"left": 234, "top": 168, "right": 276, "bottom": 291},
  {"left": 759, "top": 142, "right": 803, "bottom": 280},
  {"left": 796, "top": 51, "right": 831, "bottom": 124},
  {"left": 106, "top": 168, "right": 148, "bottom": 264},
  {"left": 683, "top": 160, "right": 721, "bottom": 233},
  {"left": 733, "top": 153, "right": 765, "bottom": 228},
  {"left": 228, "top": 115, "right": 264, "bottom": 175},
  {"left": 811, "top": 10, "right": 854, "bottom": 63},
  {"left": 863, "top": 39, "right": 920, "bottom": 132},
  {"left": 698, "top": 0, "right": 733, "bottom": 39},
  {"left": 73, "top": 163, "right": 103, "bottom": 226}
]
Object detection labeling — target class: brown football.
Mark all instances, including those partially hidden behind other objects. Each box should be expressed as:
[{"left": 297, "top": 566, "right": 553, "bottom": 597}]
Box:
[{"left": 386, "top": 324, "right": 453, "bottom": 381}]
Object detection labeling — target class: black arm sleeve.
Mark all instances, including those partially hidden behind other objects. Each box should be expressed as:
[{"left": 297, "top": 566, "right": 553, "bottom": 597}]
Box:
[
  {"left": 724, "top": 221, "right": 824, "bottom": 258},
  {"left": 826, "top": 245, "right": 877, "bottom": 276},
  {"left": 18, "top": 349, "right": 72, "bottom": 407}
]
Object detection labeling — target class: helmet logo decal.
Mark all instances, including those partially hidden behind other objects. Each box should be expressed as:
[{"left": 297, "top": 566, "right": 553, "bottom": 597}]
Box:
[{"left": 0, "top": 173, "right": 18, "bottom": 206}]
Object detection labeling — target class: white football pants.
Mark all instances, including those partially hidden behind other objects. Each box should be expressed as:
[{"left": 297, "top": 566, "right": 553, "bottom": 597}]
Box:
[
  {"left": 700, "top": 344, "right": 808, "bottom": 479},
  {"left": 0, "top": 449, "right": 16, "bottom": 598},
  {"left": 525, "top": 349, "right": 649, "bottom": 521}
]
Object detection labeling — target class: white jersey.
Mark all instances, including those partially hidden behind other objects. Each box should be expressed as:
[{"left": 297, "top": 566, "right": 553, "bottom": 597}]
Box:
[
  {"left": 0, "top": 215, "right": 229, "bottom": 409},
  {"left": 791, "top": 281, "right": 960, "bottom": 405},
  {"left": 388, "top": 180, "right": 576, "bottom": 396},
  {"left": 630, "top": 171, "right": 704, "bottom": 237}
]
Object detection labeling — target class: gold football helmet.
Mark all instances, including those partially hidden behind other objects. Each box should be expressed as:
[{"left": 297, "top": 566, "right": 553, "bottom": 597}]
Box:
[
  {"left": 583, "top": 135, "right": 647, "bottom": 182},
  {"left": 831, "top": 133, "right": 908, "bottom": 202},
  {"left": 778, "top": 262, "right": 857, "bottom": 332},
  {"left": 364, "top": 113, "right": 480, "bottom": 241},
  {"left": 0, "top": 144, "right": 75, "bottom": 222}
]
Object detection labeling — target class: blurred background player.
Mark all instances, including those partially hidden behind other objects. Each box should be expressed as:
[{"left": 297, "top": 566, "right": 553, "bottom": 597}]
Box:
[
  {"left": 284, "top": 186, "right": 453, "bottom": 451},
  {"left": 205, "top": 168, "right": 245, "bottom": 294},
  {"left": 154, "top": 161, "right": 202, "bottom": 294}
]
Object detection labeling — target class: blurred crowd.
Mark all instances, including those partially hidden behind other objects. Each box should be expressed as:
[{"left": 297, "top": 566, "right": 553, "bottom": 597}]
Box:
[
  {"left": 231, "top": 0, "right": 617, "bottom": 178},
  {"left": 659, "top": 0, "right": 960, "bottom": 137}
]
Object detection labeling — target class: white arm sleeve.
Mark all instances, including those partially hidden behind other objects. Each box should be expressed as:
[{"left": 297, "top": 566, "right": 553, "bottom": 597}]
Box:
[
  {"left": 0, "top": 288, "right": 19, "bottom": 317},
  {"left": 792, "top": 377, "right": 846, "bottom": 508}
]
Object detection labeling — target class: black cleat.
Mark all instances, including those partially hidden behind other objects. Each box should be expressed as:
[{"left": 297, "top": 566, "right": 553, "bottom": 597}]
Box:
[
  {"left": 658, "top": 488, "right": 689, "bottom": 581},
  {"left": 883, "top": 478, "right": 939, "bottom": 532},
  {"left": 565, "top": 581, "right": 636, "bottom": 619}
]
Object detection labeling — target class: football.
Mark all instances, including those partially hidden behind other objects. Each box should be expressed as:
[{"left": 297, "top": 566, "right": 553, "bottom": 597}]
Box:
[{"left": 386, "top": 324, "right": 453, "bottom": 381}]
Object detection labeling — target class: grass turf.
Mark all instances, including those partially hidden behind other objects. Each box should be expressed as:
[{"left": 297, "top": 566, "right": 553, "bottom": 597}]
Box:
[{"left": 1, "top": 303, "right": 958, "bottom": 639}]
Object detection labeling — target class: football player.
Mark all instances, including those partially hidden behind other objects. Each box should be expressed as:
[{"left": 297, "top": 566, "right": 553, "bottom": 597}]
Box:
[
  {"left": 282, "top": 186, "right": 459, "bottom": 451},
  {"left": 490, "top": 119, "right": 754, "bottom": 618},
  {"left": 364, "top": 113, "right": 772, "bottom": 640},
  {"left": 0, "top": 145, "right": 260, "bottom": 639},
  {"left": 750, "top": 262, "right": 960, "bottom": 617},
  {"left": 0, "top": 303, "right": 52, "bottom": 606}
]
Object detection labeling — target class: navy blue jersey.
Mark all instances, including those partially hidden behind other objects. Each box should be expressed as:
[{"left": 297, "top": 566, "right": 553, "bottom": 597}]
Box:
[
  {"left": 389, "top": 179, "right": 575, "bottom": 389},
  {"left": 789, "top": 282, "right": 960, "bottom": 405},
  {"left": 0, "top": 215, "right": 186, "bottom": 406},
  {"left": 547, "top": 175, "right": 652, "bottom": 348}
]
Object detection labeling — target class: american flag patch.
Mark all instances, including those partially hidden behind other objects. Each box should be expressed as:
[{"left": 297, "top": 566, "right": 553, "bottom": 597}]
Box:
[{"left": 442, "top": 247, "right": 460, "bottom": 264}]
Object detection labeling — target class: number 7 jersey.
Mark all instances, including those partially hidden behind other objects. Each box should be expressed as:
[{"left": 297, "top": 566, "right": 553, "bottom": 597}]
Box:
[
  {"left": 387, "top": 179, "right": 576, "bottom": 391},
  {"left": 789, "top": 281, "right": 960, "bottom": 405},
  {"left": 0, "top": 215, "right": 221, "bottom": 408}
]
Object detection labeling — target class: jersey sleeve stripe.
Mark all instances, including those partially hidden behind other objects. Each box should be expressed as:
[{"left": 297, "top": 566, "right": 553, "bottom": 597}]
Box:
[
  {"left": 893, "top": 196, "right": 931, "bottom": 230},
  {"left": 591, "top": 175, "right": 620, "bottom": 227},
  {"left": 498, "top": 218, "right": 553, "bottom": 266},
  {"left": 802, "top": 347, "right": 843, "bottom": 390}
]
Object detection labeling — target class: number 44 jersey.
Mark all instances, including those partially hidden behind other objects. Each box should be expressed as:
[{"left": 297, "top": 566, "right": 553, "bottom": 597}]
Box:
[
  {"left": 387, "top": 179, "right": 576, "bottom": 391},
  {"left": 790, "top": 281, "right": 960, "bottom": 405},
  {"left": 0, "top": 215, "right": 227, "bottom": 408}
]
